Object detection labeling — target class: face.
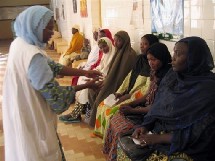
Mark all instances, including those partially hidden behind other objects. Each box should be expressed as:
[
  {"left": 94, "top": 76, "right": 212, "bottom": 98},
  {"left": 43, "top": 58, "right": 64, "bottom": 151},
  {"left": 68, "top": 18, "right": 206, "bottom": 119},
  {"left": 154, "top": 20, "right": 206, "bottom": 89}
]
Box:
[
  {"left": 72, "top": 28, "right": 78, "bottom": 34},
  {"left": 140, "top": 37, "right": 150, "bottom": 54},
  {"left": 172, "top": 42, "right": 188, "bottom": 72},
  {"left": 147, "top": 53, "right": 162, "bottom": 71},
  {"left": 43, "top": 17, "right": 54, "bottom": 43},
  {"left": 93, "top": 31, "right": 98, "bottom": 41},
  {"left": 98, "top": 42, "right": 109, "bottom": 54},
  {"left": 114, "top": 35, "right": 123, "bottom": 49}
]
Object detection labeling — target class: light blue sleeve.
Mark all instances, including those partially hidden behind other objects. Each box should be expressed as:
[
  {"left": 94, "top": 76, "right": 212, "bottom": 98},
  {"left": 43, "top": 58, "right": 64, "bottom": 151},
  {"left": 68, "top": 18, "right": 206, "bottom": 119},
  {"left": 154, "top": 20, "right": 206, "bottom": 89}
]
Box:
[
  {"left": 28, "top": 53, "right": 75, "bottom": 114},
  {"left": 27, "top": 53, "right": 54, "bottom": 90}
]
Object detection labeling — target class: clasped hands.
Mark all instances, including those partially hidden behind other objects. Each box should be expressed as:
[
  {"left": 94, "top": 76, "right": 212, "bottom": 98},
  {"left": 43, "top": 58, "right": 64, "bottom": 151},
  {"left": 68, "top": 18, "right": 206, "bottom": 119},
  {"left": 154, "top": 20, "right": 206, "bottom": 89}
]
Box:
[{"left": 84, "top": 70, "right": 104, "bottom": 90}]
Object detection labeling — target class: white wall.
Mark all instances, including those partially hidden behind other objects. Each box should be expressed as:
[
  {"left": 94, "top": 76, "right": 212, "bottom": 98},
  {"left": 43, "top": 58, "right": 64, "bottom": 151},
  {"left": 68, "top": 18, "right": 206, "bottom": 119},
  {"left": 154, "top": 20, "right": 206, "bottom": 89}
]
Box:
[
  {"left": 53, "top": 0, "right": 215, "bottom": 66},
  {"left": 100, "top": 0, "right": 215, "bottom": 55},
  {"left": 52, "top": 0, "right": 100, "bottom": 47}
]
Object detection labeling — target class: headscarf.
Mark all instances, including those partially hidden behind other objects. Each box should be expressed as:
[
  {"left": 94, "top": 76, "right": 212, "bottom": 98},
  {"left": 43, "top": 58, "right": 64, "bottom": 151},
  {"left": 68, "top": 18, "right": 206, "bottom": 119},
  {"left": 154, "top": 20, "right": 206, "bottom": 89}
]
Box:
[
  {"left": 146, "top": 42, "right": 172, "bottom": 85},
  {"left": 14, "top": 6, "right": 53, "bottom": 48},
  {"left": 72, "top": 24, "right": 80, "bottom": 31},
  {"left": 144, "top": 42, "right": 172, "bottom": 106},
  {"left": 88, "top": 30, "right": 137, "bottom": 127},
  {"left": 100, "top": 29, "right": 115, "bottom": 45},
  {"left": 90, "top": 29, "right": 114, "bottom": 70},
  {"left": 95, "top": 37, "right": 115, "bottom": 75},
  {"left": 127, "top": 34, "right": 159, "bottom": 93},
  {"left": 178, "top": 36, "right": 214, "bottom": 76},
  {"left": 143, "top": 37, "right": 215, "bottom": 155}
]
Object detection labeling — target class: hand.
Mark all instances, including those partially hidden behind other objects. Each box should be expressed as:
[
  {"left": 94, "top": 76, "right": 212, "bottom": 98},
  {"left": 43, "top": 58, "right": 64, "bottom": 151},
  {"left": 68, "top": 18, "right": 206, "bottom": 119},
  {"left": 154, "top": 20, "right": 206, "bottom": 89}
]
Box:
[
  {"left": 85, "top": 70, "right": 102, "bottom": 78},
  {"left": 114, "top": 93, "right": 123, "bottom": 99},
  {"left": 116, "top": 94, "right": 131, "bottom": 104},
  {"left": 70, "top": 58, "right": 75, "bottom": 63},
  {"left": 85, "top": 78, "right": 103, "bottom": 90},
  {"left": 132, "top": 127, "right": 148, "bottom": 139},
  {"left": 120, "top": 103, "right": 130, "bottom": 107},
  {"left": 119, "top": 106, "right": 133, "bottom": 115},
  {"left": 138, "top": 134, "right": 161, "bottom": 146}
]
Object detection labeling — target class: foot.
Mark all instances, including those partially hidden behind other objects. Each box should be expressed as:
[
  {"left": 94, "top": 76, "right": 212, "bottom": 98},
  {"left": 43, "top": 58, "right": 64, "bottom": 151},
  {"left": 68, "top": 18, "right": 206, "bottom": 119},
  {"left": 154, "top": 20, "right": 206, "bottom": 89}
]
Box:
[
  {"left": 59, "top": 114, "right": 81, "bottom": 123},
  {"left": 90, "top": 132, "right": 103, "bottom": 139}
]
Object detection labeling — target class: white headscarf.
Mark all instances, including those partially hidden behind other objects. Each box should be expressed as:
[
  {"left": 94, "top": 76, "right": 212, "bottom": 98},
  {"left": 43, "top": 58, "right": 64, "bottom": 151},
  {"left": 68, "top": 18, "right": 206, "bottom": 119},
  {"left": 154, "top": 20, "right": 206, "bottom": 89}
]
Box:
[
  {"left": 14, "top": 6, "right": 53, "bottom": 48},
  {"left": 95, "top": 37, "right": 115, "bottom": 76}
]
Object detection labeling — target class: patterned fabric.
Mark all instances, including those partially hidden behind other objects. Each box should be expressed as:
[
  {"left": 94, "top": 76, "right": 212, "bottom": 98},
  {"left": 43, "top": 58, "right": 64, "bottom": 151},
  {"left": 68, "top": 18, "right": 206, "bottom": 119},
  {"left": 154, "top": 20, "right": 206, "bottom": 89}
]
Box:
[
  {"left": 48, "top": 59, "right": 64, "bottom": 77},
  {"left": 84, "top": 103, "right": 91, "bottom": 123},
  {"left": 117, "top": 144, "right": 131, "bottom": 161},
  {"left": 103, "top": 113, "right": 134, "bottom": 160},
  {"left": 69, "top": 102, "right": 85, "bottom": 119},
  {"left": 94, "top": 76, "right": 150, "bottom": 138},
  {"left": 103, "top": 73, "right": 160, "bottom": 161},
  {"left": 29, "top": 54, "right": 74, "bottom": 114},
  {"left": 116, "top": 146, "right": 193, "bottom": 161},
  {"left": 39, "top": 79, "right": 76, "bottom": 114},
  {"left": 94, "top": 99, "right": 132, "bottom": 138}
]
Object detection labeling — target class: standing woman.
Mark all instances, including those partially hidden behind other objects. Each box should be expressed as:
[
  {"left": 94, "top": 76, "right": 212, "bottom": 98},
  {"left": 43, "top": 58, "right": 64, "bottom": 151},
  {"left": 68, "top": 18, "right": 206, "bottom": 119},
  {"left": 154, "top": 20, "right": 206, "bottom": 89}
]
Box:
[{"left": 2, "top": 6, "right": 101, "bottom": 161}]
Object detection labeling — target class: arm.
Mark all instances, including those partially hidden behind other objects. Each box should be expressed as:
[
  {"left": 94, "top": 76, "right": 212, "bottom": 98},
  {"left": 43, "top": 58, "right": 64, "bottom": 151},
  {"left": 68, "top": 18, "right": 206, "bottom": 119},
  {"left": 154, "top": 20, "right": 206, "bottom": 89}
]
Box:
[
  {"left": 28, "top": 54, "right": 101, "bottom": 114},
  {"left": 119, "top": 105, "right": 150, "bottom": 115},
  {"left": 125, "top": 95, "right": 147, "bottom": 107},
  {"left": 130, "top": 77, "right": 151, "bottom": 101},
  {"left": 115, "top": 72, "right": 132, "bottom": 96},
  {"left": 129, "top": 75, "right": 148, "bottom": 94},
  {"left": 139, "top": 133, "right": 172, "bottom": 146},
  {"left": 115, "top": 93, "right": 131, "bottom": 104},
  {"left": 132, "top": 127, "right": 172, "bottom": 145},
  {"left": 65, "top": 37, "right": 75, "bottom": 54},
  {"left": 48, "top": 56, "right": 102, "bottom": 78}
]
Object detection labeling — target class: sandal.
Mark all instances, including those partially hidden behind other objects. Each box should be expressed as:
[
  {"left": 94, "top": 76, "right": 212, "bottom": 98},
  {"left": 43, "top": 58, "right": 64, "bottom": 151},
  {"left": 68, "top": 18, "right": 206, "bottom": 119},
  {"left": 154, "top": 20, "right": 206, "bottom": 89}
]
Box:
[{"left": 59, "top": 114, "right": 81, "bottom": 123}]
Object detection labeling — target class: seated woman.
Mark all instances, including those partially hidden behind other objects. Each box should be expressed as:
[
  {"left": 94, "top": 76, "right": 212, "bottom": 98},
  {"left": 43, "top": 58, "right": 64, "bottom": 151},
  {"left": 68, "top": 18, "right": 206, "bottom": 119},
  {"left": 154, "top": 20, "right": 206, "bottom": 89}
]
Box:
[
  {"left": 117, "top": 36, "right": 215, "bottom": 161},
  {"left": 94, "top": 34, "right": 159, "bottom": 138},
  {"left": 59, "top": 37, "right": 115, "bottom": 123},
  {"left": 70, "top": 38, "right": 91, "bottom": 62},
  {"left": 103, "top": 42, "right": 172, "bottom": 161},
  {"left": 87, "top": 31, "right": 137, "bottom": 127},
  {"left": 59, "top": 24, "right": 84, "bottom": 66},
  {"left": 71, "top": 28, "right": 114, "bottom": 86}
]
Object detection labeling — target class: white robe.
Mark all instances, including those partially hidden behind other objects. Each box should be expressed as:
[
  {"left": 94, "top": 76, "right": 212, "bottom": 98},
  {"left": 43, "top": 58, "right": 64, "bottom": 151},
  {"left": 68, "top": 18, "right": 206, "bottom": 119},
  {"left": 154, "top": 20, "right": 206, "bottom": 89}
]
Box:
[
  {"left": 75, "top": 38, "right": 115, "bottom": 104},
  {"left": 2, "top": 37, "right": 62, "bottom": 161}
]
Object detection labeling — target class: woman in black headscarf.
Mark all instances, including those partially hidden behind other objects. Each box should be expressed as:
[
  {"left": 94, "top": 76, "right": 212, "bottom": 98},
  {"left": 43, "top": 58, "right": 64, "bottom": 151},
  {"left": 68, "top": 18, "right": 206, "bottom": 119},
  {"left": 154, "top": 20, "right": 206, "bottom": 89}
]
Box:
[
  {"left": 118, "top": 37, "right": 215, "bottom": 161},
  {"left": 125, "top": 34, "right": 160, "bottom": 96},
  {"left": 104, "top": 42, "right": 172, "bottom": 161}
]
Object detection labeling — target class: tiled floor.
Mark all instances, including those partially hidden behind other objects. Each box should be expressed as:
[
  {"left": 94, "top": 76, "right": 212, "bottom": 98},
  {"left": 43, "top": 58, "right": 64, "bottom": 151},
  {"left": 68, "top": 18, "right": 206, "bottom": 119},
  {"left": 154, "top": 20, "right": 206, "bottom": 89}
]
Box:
[{"left": 0, "top": 40, "right": 106, "bottom": 161}]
